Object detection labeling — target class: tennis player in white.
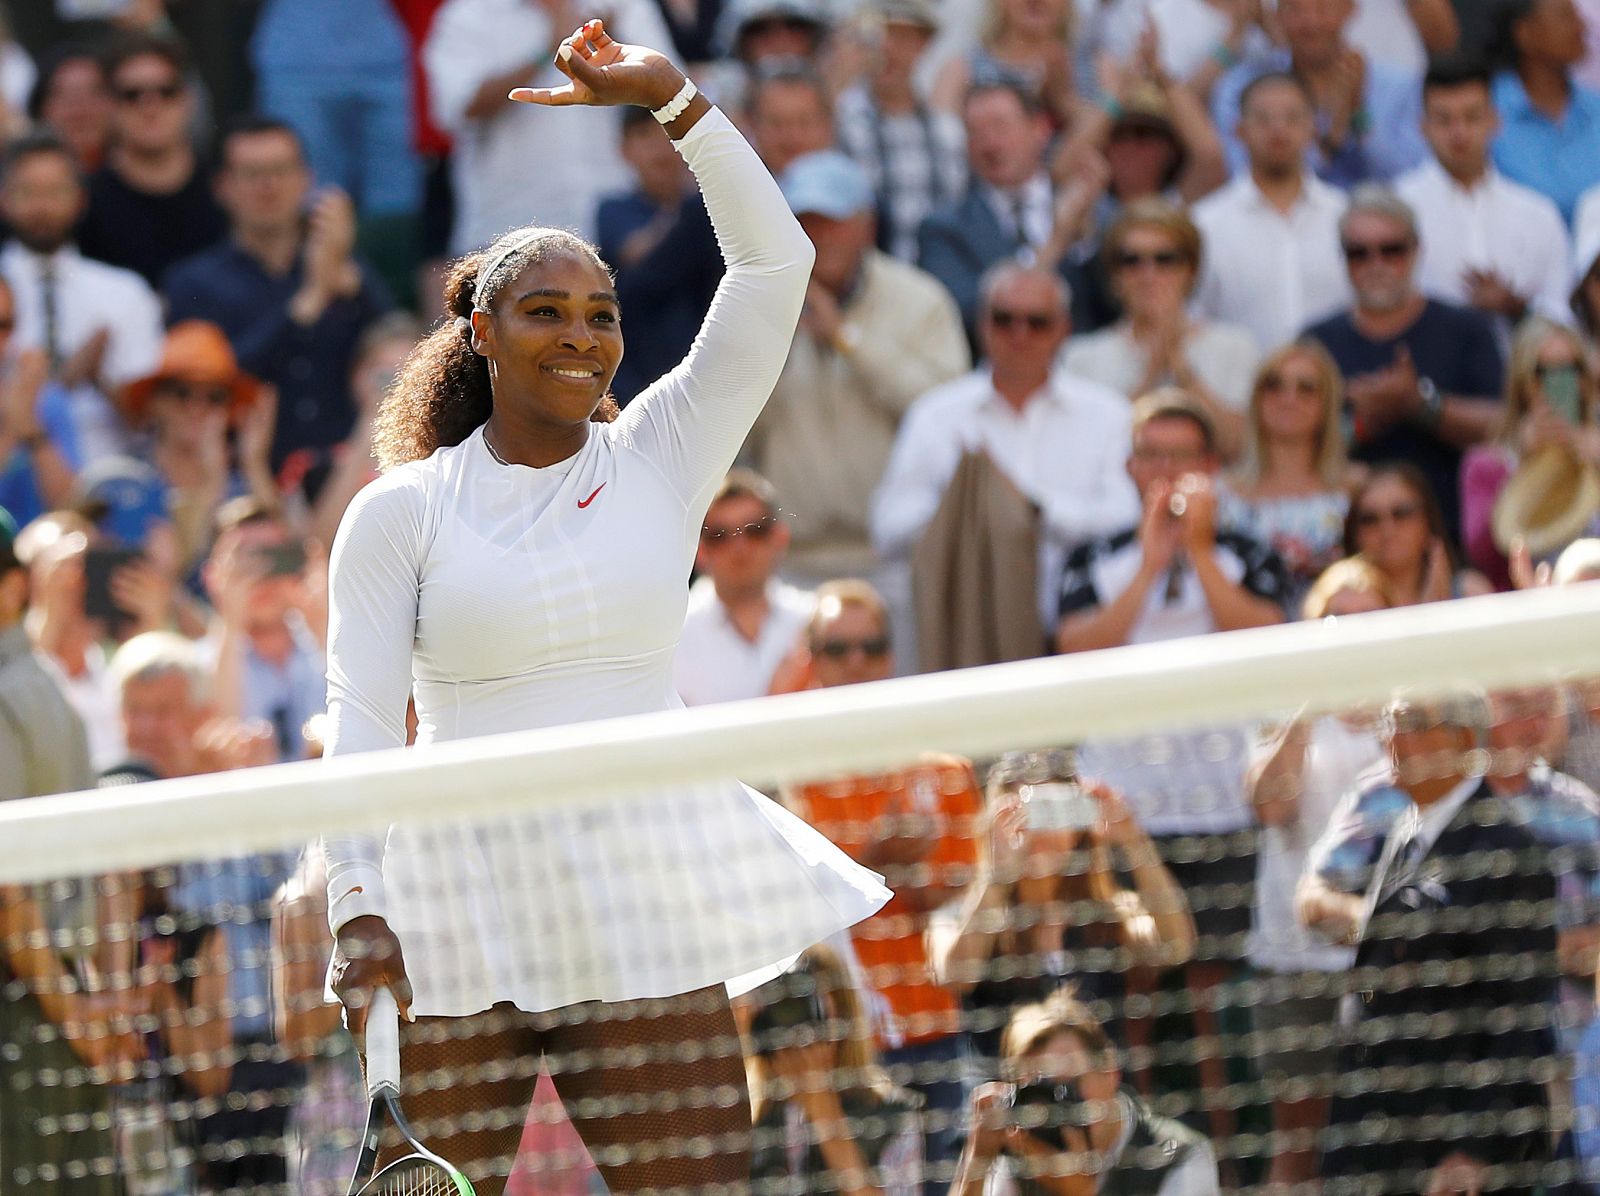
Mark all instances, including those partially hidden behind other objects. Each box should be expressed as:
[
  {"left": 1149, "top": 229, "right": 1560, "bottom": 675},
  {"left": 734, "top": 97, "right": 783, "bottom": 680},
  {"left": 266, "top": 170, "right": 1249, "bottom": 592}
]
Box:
[{"left": 320, "top": 21, "right": 890, "bottom": 1193}]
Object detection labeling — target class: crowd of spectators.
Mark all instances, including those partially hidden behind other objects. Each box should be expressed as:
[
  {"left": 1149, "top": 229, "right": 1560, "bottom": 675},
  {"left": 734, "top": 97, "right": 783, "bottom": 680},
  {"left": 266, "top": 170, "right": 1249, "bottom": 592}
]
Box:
[{"left": 5, "top": 0, "right": 1600, "bottom": 1193}]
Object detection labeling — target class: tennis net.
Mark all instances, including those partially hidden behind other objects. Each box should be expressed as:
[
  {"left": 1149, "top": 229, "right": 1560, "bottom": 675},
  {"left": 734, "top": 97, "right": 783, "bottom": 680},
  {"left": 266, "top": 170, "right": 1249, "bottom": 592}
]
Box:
[{"left": 5, "top": 583, "right": 1600, "bottom": 1195}]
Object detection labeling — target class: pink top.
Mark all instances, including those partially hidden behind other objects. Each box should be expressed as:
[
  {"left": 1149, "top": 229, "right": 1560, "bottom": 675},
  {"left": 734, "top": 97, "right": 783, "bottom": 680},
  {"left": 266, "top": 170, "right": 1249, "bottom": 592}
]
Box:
[{"left": 1459, "top": 444, "right": 1515, "bottom": 592}]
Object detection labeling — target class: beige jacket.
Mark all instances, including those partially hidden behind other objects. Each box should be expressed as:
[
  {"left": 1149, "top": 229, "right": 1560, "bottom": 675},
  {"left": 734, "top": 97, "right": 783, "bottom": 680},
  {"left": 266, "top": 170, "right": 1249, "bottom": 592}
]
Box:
[{"left": 742, "top": 249, "right": 969, "bottom": 579}]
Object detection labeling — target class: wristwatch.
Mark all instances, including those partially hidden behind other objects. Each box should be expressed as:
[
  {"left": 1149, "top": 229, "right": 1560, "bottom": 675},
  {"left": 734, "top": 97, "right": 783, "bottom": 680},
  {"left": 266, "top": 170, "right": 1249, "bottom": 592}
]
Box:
[{"left": 1415, "top": 376, "right": 1443, "bottom": 429}]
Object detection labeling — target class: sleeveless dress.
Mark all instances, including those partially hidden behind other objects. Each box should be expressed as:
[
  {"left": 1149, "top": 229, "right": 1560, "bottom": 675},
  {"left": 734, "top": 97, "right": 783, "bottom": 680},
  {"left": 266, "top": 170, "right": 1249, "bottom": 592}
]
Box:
[{"left": 320, "top": 107, "right": 890, "bottom": 1017}]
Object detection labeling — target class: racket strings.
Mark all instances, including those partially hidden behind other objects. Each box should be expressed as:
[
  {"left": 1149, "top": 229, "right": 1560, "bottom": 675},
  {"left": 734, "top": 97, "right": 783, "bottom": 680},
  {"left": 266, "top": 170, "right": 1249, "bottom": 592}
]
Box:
[{"left": 365, "top": 1158, "right": 461, "bottom": 1195}]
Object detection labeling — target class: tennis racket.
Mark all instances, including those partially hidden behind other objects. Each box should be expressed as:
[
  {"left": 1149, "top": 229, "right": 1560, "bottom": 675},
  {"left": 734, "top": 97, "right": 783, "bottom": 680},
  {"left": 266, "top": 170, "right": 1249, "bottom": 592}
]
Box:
[{"left": 347, "top": 987, "right": 476, "bottom": 1195}]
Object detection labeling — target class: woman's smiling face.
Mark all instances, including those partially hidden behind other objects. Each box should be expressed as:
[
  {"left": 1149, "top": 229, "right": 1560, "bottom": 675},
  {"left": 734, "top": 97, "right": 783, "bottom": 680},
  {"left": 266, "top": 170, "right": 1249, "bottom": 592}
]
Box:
[{"left": 474, "top": 251, "right": 624, "bottom": 427}]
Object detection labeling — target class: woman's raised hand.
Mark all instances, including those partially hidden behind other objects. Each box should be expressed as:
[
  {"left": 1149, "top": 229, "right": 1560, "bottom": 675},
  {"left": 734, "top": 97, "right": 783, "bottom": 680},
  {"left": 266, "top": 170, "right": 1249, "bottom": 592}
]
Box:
[{"left": 510, "top": 19, "right": 685, "bottom": 111}]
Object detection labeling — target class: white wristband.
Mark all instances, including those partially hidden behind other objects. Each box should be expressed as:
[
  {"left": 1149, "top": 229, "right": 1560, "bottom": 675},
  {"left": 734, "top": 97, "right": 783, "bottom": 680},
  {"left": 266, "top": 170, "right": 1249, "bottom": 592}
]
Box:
[{"left": 652, "top": 77, "right": 697, "bottom": 125}]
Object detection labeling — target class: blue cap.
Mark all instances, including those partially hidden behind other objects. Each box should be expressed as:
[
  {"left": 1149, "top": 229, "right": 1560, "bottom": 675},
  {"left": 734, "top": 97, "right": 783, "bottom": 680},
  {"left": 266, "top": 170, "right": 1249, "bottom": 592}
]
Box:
[
  {"left": 780, "top": 150, "right": 875, "bottom": 220},
  {"left": 75, "top": 456, "right": 168, "bottom": 548}
]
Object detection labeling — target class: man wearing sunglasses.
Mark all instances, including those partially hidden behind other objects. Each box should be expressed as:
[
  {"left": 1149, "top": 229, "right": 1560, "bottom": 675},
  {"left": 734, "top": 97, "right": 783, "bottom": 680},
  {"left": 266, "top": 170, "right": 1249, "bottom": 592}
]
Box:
[
  {"left": 1305, "top": 186, "right": 1502, "bottom": 540},
  {"left": 76, "top": 33, "right": 226, "bottom": 289},
  {"left": 784, "top": 578, "right": 984, "bottom": 1186},
  {"left": 874, "top": 261, "right": 1139, "bottom": 635},
  {"left": 674, "top": 469, "right": 815, "bottom": 706}
]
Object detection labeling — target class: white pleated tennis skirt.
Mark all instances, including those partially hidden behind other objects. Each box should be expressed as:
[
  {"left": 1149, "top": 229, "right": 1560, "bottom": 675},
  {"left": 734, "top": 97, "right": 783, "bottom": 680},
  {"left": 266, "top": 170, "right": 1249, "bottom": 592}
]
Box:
[{"left": 377, "top": 779, "right": 890, "bottom": 1017}]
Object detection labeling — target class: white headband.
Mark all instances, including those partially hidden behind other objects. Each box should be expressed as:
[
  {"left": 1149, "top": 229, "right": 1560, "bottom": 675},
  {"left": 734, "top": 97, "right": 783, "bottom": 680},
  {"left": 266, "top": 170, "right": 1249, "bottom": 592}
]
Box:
[{"left": 472, "top": 229, "right": 546, "bottom": 314}]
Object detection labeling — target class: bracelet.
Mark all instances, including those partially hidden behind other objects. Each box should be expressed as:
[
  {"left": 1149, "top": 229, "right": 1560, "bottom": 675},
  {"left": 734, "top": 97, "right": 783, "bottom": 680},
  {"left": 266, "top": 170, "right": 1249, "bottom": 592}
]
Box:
[{"left": 652, "top": 77, "right": 697, "bottom": 125}]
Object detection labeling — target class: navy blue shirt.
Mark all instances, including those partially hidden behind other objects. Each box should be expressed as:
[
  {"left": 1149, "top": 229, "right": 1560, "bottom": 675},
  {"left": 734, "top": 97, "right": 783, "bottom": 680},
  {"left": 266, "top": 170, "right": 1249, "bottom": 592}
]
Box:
[
  {"left": 1305, "top": 299, "right": 1502, "bottom": 541},
  {"left": 596, "top": 189, "right": 722, "bottom": 408},
  {"left": 163, "top": 240, "right": 391, "bottom": 467},
  {"left": 78, "top": 165, "right": 228, "bottom": 289}
]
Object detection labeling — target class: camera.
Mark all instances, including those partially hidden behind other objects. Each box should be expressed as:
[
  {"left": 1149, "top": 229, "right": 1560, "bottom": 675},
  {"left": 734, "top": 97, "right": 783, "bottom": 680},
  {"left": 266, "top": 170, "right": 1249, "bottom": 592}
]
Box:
[
  {"left": 1018, "top": 781, "right": 1098, "bottom": 832},
  {"left": 749, "top": 974, "right": 827, "bottom": 1054},
  {"left": 1010, "top": 1077, "right": 1092, "bottom": 1148}
]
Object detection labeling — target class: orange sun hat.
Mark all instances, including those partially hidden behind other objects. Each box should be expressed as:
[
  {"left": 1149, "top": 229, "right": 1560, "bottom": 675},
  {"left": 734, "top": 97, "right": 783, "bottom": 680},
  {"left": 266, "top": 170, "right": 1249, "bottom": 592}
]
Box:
[{"left": 120, "top": 320, "right": 264, "bottom": 425}]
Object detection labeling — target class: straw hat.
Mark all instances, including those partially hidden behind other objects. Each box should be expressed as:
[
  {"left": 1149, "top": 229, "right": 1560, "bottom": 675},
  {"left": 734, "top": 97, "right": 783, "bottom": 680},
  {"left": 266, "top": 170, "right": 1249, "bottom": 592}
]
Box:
[
  {"left": 1492, "top": 442, "right": 1600, "bottom": 558},
  {"left": 120, "top": 320, "right": 263, "bottom": 425}
]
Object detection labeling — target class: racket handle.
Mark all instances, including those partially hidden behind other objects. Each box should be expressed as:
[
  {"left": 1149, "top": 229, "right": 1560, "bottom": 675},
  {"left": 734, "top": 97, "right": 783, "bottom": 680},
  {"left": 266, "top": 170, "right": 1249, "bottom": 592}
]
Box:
[{"left": 366, "top": 986, "right": 402, "bottom": 1097}]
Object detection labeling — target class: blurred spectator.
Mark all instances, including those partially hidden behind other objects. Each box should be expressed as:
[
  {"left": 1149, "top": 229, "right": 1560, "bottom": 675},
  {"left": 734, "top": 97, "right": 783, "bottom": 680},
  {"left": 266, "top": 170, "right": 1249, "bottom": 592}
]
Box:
[
  {"left": 0, "top": 281, "right": 77, "bottom": 527},
  {"left": 423, "top": 0, "right": 672, "bottom": 251},
  {"left": 1492, "top": 0, "right": 1600, "bottom": 226},
  {"left": 949, "top": 989, "right": 1219, "bottom": 1196},
  {"left": 0, "top": 507, "right": 131, "bottom": 1196},
  {"left": 1212, "top": 0, "right": 1427, "bottom": 187},
  {"left": 271, "top": 840, "right": 366, "bottom": 1195},
  {"left": 1341, "top": 463, "right": 1492, "bottom": 603},
  {"left": 835, "top": 0, "right": 966, "bottom": 263},
  {"left": 0, "top": 129, "right": 164, "bottom": 463},
  {"left": 1075, "top": 0, "right": 1271, "bottom": 98},
  {"left": 710, "top": 0, "right": 830, "bottom": 105},
  {"left": 1061, "top": 198, "right": 1257, "bottom": 458},
  {"left": 250, "top": 0, "right": 421, "bottom": 228},
  {"left": 596, "top": 106, "right": 722, "bottom": 406},
  {"left": 13, "top": 509, "right": 125, "bottom": 766},
  {"left": 0, "top": 7, "right": 32, "bottom": 112},
  {"left": 929, "top": 0, "right": 1075, "bottom": 129},
  {"left": 26, "top": 43, "right": 112, "bottom": 171},
  {"left": 784, "top": 579, "right": 982, "bottom": 1174},
  {"left": 1054, "top": 388, "right": 1288, "bottom": 653},
  {"left": 1055, "top": 391, "right": 1285, "bottom": 1155},
  {"left": 874, "top": 263, "right": 1139, "bottom": 636},
  {"left": 745, "top": 149, "right": 967, "bottom": 606},
  {"left": 918, "top": 81, "right": 1107, "bottom": 344},
  {"left": 164, "top": 117, "right": 392, "bottom": 470},
  {"left": 933, "top": 750, "right": 1194, "bottom": 1066},
  {"left": 746, "top": 944, "right": 925, "bottom": 1196},
  {"left": 1345, "top": 0, "right": 1458, "bottom": 75},
  {"left": 1461, "top": 318, "right": 1600, "bottom": 590},
  {"left": 743, "top": 61, "right": 837, "bottom": 177},
  {"left": 1320, "top": 692, "right": 1564, "bottom": 1196},
  {"left": 203, "top": 497, "right": 326, "bottom": 761},
  {"left": 117, "top": 319, "right": 278, "bottom": 571},
  {"left": 1052, "top": 35, "right": 1229, "bottom": 214},
  {"left": 1219, "top": 341, "right": 1354, "bottom": 606},
  {"left": 1304, "top": 186, "right": 1502, "bottom": 540},
  {"left": 1396, "top": 58, "right": 1572, "bottom": 338},
  {"left": 300, "top": 311, "right": 417, "bottom": 552},
  {"left": 675, "top": 469, "right": 813, "bottom": 706},
  {"left": 1191, "top": 73, "right": 1350, "bottom": 353},
  {"left": 76, "top": 33, "right": 227, "bottom": 288},
  {"left": 1244, "top": 687, "right": 1386, "bottom": 1190},
  {"left": 109, "top": 629, "right": 300, "bottom": 1194}
]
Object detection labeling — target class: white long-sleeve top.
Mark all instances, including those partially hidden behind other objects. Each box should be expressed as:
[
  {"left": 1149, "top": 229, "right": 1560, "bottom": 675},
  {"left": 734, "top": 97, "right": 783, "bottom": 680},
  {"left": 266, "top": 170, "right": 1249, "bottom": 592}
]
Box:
[
  {"left": 870, "top": 367, "right": 1141, "bottom": 626},
  {"left": 319, "top": 109, "right": 886, "bottom": 1015}
]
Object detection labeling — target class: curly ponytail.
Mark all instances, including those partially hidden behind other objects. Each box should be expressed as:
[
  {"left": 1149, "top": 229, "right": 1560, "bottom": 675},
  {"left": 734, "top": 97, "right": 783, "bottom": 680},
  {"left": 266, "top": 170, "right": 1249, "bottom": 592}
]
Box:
[{"left": 371, "top": 227, "right": 622, "bottom": 471}]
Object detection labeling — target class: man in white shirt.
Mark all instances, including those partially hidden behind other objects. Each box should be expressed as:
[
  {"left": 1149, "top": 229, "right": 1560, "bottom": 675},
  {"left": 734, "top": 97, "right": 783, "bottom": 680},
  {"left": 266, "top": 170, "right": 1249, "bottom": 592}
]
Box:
[
  {"left": 1192, "top": 73, "right": 1350, "bottom": 351},
  {"left": 423, "top": 0, "right": 672, "bottom": 250},
  {"left": 0, "top": 131, "right": 163, "bottom": 464},
  {"left": 1396, "top": 57, "right": 1572, "bottom": 335},
  {"left": 674, "top": 469, "right": 815, "bottom": 706},
  {"left": 872, "top": 261, "right": 1140, "bottom": 628}
]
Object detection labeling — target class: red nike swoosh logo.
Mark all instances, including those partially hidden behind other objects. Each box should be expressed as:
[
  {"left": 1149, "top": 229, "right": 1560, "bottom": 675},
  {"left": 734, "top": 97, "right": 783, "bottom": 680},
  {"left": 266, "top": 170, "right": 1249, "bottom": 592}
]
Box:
[{"left": 578, "top": 484, "right": 605, "bottom": 508}]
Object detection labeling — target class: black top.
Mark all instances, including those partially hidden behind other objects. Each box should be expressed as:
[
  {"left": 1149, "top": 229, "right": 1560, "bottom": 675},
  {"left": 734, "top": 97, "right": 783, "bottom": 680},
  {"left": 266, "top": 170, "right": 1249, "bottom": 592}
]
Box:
[
  {"left": 1304, "top": 299, "right": 1504, "bottom": 542},
  {"left": 1324, "top": 784, "right": 1558, "bottom": 1194},
  {"left": 78, "top": 164, "right": 229, "bottom": 289}
]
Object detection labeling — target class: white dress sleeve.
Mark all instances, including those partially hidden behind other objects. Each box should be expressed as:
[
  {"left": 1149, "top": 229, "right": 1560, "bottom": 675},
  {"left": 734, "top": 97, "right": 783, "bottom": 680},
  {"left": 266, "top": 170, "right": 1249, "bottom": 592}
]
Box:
[
  {"left": 319, "top": 471, "right": 428, "bottom": 932},
  {"left": 612, "top": 106, "right": 815, "bottom": 514}
]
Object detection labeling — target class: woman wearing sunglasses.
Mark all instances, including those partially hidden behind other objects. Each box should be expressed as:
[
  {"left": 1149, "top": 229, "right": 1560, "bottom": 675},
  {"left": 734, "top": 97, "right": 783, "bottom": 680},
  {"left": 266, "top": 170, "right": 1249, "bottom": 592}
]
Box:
[
  {"left": 1460, "top": 317, "right": 1600, "bottom": 590},
  {"left": 1219, "top": 341, "right": 1356, "bottom": 610},
  {"left": 1061, "top": 198, "right": 1257, "bottom": 461},
  {"left": 1340, "top": 463, "right": 1490, "bottom": 605}
]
